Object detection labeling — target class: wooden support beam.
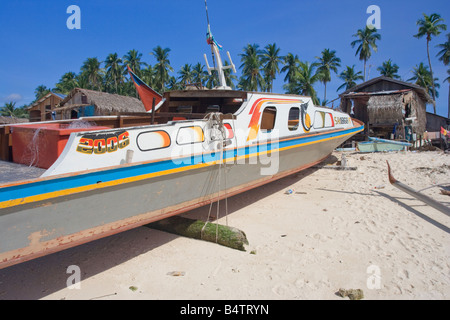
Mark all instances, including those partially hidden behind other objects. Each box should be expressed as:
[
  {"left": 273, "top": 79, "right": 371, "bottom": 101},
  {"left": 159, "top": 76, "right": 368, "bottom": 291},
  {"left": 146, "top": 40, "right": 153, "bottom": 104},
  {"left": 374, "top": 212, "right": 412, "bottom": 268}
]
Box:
[{"left": 146, "top": 216, "right": 249, "bottom": 251}]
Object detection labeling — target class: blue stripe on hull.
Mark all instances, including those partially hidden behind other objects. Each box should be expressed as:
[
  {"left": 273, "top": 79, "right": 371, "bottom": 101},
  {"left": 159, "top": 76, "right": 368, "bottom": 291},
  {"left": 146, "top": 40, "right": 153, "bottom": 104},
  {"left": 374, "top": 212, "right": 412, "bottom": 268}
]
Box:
[{"left": 0, "top": 125, "right": 362, "bottom": 204}]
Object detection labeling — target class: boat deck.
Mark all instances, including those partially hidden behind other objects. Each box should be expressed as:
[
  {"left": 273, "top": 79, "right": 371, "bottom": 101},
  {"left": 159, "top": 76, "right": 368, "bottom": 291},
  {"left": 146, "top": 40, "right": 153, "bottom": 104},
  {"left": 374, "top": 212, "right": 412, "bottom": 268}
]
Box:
[{"left": 0, "top": 161, "right": 46, "bottom": 185}]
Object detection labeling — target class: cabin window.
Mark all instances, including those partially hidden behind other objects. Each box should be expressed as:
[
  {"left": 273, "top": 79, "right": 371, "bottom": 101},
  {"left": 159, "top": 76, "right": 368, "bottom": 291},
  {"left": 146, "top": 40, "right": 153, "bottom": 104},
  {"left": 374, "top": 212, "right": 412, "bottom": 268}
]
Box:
[
  {"left": 260, "top": 107, "right": 277, "bottom": 131},
  {"left": 313, "top": 111, "right": 334, "bottom": 129},
  {"left": 288, "top": 107, "right": 300, "bottom": 131},
  {"left": 137, "top": 130, "right": 171, "bottom": 151},
  {"left": 176, "top": 126, "right": 205, "bottom": 145}
]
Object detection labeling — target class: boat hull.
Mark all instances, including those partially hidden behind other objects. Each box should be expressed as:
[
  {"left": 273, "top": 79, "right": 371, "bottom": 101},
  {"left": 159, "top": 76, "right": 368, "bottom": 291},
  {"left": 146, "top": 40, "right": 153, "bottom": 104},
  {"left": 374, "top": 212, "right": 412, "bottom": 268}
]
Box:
[{"left": 0, "top": 123, "right": 362, "bottom": 269}]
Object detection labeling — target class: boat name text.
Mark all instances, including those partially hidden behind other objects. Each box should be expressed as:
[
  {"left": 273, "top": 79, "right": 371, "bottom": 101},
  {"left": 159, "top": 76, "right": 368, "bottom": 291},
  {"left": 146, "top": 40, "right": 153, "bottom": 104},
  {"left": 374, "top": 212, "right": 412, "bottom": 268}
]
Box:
[
  {"left": 334, "top": 116, "right": 349, "bottom": 125},
  {"left": 76, "top": 130, "right": 130, "bottom": 154}
]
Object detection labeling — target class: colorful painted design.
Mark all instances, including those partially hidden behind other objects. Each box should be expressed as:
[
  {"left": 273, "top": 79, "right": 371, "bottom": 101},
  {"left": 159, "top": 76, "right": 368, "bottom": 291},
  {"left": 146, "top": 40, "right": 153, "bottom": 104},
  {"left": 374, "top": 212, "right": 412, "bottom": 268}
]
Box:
[
  {"left": 76, "top": 130, "right": 130, "bottom": 155},
  {"left": 137, "top": 130, "right": 171, "bottom": 151},
  {"left": 127, "top": 66, "right": 162, "bottom": 112},
  {"left": 0, "top": 124, "right": 363, "bottom": 210},
  {"left": 247, "top": 98, "right": 303, "bottom": 141},
  {"left": 300, "top": 103, "right": 312, "bottom": 132},
  {"left": 313, "top": 111, "right": 335, "bottom": 129},
  {"left": 224, "top": 123, "right": 234, "bottom": 139}
]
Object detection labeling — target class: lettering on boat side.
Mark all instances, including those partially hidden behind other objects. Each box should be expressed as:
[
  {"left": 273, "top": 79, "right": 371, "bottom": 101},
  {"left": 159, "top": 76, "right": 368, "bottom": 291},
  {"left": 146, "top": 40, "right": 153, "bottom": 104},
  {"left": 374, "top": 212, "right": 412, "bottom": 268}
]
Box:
[
  {"left": 76, "top": 130, "right": 130, "bottom": 154},
  {"left": 179, "top": 304, "right": 269, "bottom": 317},
  {"left": 334, "top": 116, "right": 349, "bottom": 125}
]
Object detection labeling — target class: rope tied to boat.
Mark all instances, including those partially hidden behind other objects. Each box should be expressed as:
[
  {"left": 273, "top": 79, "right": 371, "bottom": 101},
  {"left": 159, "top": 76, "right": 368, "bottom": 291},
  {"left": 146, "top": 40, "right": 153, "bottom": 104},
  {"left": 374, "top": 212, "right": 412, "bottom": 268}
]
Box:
[{"left": 202, "top": 112, "right": 230, "bottom": 242}]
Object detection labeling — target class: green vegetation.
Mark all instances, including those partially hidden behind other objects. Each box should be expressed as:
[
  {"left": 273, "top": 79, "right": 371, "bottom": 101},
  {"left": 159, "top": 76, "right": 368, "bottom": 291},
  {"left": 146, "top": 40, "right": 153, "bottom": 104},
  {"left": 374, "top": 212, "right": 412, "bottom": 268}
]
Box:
[{"left": 5, "top": 11, "right": 448, "bottom": 118}]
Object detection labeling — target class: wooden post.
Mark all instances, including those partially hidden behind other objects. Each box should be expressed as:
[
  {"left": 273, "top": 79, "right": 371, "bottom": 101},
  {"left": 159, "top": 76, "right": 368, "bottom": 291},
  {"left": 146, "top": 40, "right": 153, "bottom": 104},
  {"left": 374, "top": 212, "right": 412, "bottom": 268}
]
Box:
[{"left": 151, "top": 97, "right": 156, "bottom": 125}]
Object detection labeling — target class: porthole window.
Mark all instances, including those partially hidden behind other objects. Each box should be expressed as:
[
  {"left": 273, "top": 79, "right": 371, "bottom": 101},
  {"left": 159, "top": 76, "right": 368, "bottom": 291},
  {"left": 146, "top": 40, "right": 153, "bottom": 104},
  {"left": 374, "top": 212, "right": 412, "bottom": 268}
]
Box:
[
  {"left": 288, "top": 107, "right": 300, "bottom": 131},
  {"left": 260, "top": 107, "right": 277, "bottom": 131}
]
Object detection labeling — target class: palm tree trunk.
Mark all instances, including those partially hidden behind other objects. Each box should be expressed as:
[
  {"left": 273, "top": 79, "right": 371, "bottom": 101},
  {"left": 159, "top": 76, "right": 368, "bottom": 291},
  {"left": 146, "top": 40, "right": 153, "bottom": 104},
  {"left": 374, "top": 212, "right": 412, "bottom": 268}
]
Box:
[
  {"left": 448, "top": 82, "right": 450, "bottom": 119},
  {"left": 324, "top": 81, "right": 327, "bottom": 102},
  {"left": 427, "top": 38, "right": 437, "bottom": 114},
  {"left": 364, "top": 59, "right": 367, "bottom": 82}
]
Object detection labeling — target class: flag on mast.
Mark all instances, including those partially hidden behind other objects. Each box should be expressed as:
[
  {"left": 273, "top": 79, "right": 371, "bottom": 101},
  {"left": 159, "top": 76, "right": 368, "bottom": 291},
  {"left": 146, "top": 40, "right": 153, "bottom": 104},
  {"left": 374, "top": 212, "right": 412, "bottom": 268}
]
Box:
[
  {"left": 206, "top": 25, "right": 223, "bottom": 50},
  {"left": 127, "top": 65, "right": 162, "bottom": 112}
]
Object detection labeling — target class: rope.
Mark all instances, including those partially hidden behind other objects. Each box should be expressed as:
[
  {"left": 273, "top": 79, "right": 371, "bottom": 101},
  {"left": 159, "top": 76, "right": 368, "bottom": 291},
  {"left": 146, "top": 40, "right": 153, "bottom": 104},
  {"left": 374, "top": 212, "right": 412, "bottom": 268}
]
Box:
[{"left": 201, "top": 112, "right": 230, "bottom": 241}]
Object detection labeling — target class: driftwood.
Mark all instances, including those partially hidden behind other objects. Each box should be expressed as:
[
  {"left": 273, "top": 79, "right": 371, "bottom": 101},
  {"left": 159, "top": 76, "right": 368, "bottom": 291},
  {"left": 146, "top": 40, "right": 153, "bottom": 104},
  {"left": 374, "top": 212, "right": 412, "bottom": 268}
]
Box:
[
  {"left": 146, "top": 216, "right": 249, "bottom": 251},
  {"left": 387, "top": 161, "right": 450, "bottom": 216}
]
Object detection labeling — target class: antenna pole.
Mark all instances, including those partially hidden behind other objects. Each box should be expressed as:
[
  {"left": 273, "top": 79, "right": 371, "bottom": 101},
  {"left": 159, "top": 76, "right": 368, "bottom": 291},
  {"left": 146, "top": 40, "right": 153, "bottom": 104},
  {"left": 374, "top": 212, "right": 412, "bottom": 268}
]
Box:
[{"left": 203, "top": 0, "right": 235, "bottom": 89}]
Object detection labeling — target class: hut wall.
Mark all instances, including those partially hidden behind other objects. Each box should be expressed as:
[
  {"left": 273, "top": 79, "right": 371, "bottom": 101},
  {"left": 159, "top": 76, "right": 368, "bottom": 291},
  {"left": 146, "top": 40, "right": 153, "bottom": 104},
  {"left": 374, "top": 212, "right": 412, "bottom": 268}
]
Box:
[
  {"left": 403, "top": 91, "right": 426, "bottom": 135},
  {"left": 367, "top": 94, "right": 403, "bottom": 126}
]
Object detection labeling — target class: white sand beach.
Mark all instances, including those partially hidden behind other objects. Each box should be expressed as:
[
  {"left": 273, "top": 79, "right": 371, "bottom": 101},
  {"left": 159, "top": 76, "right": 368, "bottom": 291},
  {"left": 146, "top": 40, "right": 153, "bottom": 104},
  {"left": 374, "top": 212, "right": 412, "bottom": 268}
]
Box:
[{"left": 0, "top": 150, "right": 449, "bottom": 300}]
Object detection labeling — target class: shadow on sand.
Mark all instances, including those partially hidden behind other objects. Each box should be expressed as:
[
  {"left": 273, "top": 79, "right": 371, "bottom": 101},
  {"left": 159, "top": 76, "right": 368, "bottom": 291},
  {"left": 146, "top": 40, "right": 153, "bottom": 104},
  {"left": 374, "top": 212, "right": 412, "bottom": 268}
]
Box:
[{"left": 0, "top": 165, "right": 321, "bottom": 300}]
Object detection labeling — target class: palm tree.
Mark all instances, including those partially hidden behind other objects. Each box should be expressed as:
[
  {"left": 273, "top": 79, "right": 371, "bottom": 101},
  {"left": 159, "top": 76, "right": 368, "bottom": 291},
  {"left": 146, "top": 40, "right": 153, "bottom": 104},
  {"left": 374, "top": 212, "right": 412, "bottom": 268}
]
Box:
[
  {"left": 408, "top": 62, "right": 440, "bottom": 99},
  {"left": 1, "top": 102, "right": 16, "bottom": 117},
  {"left": 223, "top": 61, "right": 238, "bottom": 89},
  {"left": 239, "top": 44, "right": 265, "bottom": 91},
  {"left": 34, "top": 85, "right": 50, "bottom": 101},
  {"left": 261, "top": 43, "right": 283, "bottom": 92},
  {"left": 192, "top": 63, "right": 208, "bottom": 88},
  {"left": 166, "top": 76, "right": 182, "bottom": 91},
  {"left": 337, "top": 65, "right": 364, "bottom": 92},
  {"left": 206, "top": 71, "right": 220, "bottom": 89},
  {"left": 315, "top": 48, "right": 341, "bottom": 101},
  {"left": 123, "top": 49, "right": 146, "bottom": 77},
  {"left": 151, "top": 46, "right": 173, "bottom": 92},
  {"left": 284, "top": 61, "right": 320, "bottom": 104},
  {"left": 178, "top": 64, "right": 194, "bottom": 87},
  {"left": 437, "top": 33, "right": 450, "bottom": 118},
  {"left": 141, "top": 65, "right": 156, "bottom": 89},
  {"left": 445, "top": 69, "right": 450, "bottom": 118},
  {"left": 281, "top": 53, "right": 300, "bottom": 86},
  {"left": 351, "top": 26, "right": 381, "bottom": 81},
  {"left": 377, "top": 59, "right": 401, "bottom": 79},
  {"left": 80, "top": 57, "right": 103, "bottom": 90},
  {"left": 436, "top": 33, "right": 450, "bottom": 65},
  {"left": 414, "top": 13, "right": 447, "bottom": 112},
  {"left": 296, "top": 61, "right": 320, "bottom": 104},
  {"left": 55, "top": 72, "right": 79, "bottom": 94},
  {"left": 104, "top": 53, "right": 124, "bottom": 93},
  {"left": 1, "top": 102, "right": 27, "bottom": 118}
]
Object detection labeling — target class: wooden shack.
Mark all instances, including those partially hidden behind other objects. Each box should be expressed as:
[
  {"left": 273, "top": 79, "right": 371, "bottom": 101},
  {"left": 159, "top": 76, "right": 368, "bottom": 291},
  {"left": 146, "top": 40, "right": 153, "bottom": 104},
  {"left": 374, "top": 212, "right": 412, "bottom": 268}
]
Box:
[
  {"left": 28, "top": 92, "right": 66, "bottom": 122},
  {"left": 55, "top": 88, "right": 146, "bottom": 119},
  {"left": 339, "top": 76, "right": 432, "bottom": 141}
]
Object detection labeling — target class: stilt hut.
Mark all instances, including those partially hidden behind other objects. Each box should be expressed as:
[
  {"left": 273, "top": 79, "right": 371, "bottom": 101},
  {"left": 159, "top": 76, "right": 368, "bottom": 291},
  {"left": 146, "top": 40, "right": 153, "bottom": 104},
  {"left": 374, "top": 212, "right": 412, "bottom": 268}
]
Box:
[{"left": 339, "top": 76, "right": 432, "bottom": 141}]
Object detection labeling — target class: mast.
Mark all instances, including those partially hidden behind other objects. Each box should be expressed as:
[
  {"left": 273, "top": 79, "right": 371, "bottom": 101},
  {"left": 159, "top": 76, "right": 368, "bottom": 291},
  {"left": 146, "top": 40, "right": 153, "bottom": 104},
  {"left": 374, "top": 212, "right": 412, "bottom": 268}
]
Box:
[{"left": 203, "top": 0, "right": 236, "bottom": 90}]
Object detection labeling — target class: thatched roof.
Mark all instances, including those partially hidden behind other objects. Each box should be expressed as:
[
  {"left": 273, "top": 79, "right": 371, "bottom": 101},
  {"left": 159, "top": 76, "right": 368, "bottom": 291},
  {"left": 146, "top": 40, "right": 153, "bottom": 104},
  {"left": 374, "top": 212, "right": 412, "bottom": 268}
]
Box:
[
  {"left": 56, "top": 88, "right": 146, "bottom": 114},
  {"left": 340, "top": 76, "right": 432, "bottom": 104},
  {"left": 0, "top": 116, "right": 29, "bottom": 125}
]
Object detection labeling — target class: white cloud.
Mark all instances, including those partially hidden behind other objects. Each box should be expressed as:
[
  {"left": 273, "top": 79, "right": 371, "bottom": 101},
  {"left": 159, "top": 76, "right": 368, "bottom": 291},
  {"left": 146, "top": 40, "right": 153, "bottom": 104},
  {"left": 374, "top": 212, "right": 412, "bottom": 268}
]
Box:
[{"left": 5, "top": 93, "right": 23, "bottom": 102}]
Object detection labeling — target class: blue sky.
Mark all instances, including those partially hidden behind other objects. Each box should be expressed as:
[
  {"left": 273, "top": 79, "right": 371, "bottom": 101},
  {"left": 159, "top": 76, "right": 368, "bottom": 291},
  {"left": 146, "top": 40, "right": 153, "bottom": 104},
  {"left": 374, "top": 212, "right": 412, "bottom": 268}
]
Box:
[{"left": 0, "top": 0, "right": 449, "bottom": 116}]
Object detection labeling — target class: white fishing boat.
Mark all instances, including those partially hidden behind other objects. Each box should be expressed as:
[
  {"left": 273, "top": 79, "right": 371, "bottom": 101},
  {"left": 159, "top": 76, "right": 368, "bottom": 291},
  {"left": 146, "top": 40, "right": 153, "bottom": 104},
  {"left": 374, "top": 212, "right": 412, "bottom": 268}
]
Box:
[{"left": 0, "top": 5, "right": 363, "bottom": 269}]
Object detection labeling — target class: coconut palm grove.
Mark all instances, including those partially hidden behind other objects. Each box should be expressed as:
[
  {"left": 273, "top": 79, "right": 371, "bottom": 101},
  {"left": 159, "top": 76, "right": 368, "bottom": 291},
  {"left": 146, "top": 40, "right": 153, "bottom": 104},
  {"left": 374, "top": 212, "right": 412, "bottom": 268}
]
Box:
[{"left": 1, "top": 8, "right": 449, "bottom": 120}]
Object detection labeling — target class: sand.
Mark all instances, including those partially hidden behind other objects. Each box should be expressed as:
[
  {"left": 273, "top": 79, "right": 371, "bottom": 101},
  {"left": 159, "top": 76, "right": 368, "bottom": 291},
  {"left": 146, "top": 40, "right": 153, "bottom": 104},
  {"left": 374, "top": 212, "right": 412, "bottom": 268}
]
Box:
[{"left": 0, "top": 150, "right": 449, "bottom": 300}]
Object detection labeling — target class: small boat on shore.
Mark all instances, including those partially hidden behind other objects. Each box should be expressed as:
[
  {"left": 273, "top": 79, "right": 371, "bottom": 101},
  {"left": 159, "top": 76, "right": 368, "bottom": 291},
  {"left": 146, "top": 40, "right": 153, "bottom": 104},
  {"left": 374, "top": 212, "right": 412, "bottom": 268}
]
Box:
[
  {"left": 357, "top": 137, "right": 412, "bottom": 153},
  {"left": 0, "top": 10, "right": 363, "bottom": 269}
]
